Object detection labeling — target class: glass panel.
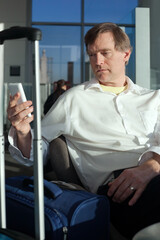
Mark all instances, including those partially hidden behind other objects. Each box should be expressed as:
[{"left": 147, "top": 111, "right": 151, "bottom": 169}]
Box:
[
  {"left": 125, "top": 27, "right": 135, "bottom": 82},
  {"left": 32, "top": 0, "right": 81, "bottom": 23},
  {"left": 34, "top": 25, "right": 81, "bottom": 86},
  {"left": 84, "top": 26, "right": 94, "bottom": 81},
  {"left": 84, "top": 0, "right": 138, "bottom": 24}
]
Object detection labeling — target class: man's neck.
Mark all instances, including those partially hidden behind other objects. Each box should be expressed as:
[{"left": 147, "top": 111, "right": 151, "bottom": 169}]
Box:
[{"left": 99, "top": 78, "right": 127, "bottom": 87}]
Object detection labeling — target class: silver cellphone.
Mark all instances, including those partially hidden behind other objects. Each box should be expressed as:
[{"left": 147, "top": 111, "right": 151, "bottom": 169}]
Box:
[{"left": 8, "top": 83, "right": 31, "bottom": 117}]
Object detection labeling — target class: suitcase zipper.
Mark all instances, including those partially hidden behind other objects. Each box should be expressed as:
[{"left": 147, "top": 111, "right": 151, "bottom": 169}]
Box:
[
  {"left": 53, "top": 209, "right": 68, "bottom": 240},
  {"left": 63, "top": 226, "right": 68, "bottom": 240}
]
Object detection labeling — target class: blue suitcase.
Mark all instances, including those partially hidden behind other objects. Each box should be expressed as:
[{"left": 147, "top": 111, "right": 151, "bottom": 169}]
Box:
[{"left": 6, "top": 176, "right": 110, "bottom": 240}]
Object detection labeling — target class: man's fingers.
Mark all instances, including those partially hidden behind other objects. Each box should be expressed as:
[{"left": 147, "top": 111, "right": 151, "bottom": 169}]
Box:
[
  {"left": 107, "top": 174, "right": 125, "bottom": 197},
  {"left": 8, "top": 92, "right": 32, "bottom": 109},
  {"left": 8, "top": 92, "right": 21, "bottom": 108},
  {"left": 8, "top": 101, "right": 33, "bottom": 119},
  {"left": 128, "top": 188, "right": 144, "bottom": 206},
  {"left": 9, "top": 106, "right": 34, "bottom": 126},
  {"left": 107, "top": 168, "right": 147, "bottom": 204},
  {"left": 23, "top": 114, "right": 34, "bottom": 124},
  {"left": 111, "top": 183, "right": 132, "bottom": 203}
]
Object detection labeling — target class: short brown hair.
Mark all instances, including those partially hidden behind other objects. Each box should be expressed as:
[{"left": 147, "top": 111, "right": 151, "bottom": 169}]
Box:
[{"left": 85, "top": 22, "right": 132, "bottom": 53}]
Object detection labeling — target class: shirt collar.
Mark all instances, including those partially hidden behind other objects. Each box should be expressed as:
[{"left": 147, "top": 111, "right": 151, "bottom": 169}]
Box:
[
  {"left": 84, "top": 78, "right": 102, "bottom": 91},
  {"left": 125, "top": 77, "right": 141, "bottom": 94},
  {"left": 84, "top": 77, "right": 146, "bottom": 95},
  {"left": 126, "top": 77, "right": 151, "bottom": 95}
]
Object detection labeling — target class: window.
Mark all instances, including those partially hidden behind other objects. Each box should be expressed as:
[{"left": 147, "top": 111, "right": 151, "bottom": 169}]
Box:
[
  {"left": 36, "top": 25, "right": 81, "bottom": 85},
  {"left": 84, "top": 0, "right": 138, "bottom": 24},
  {"left": 32, "top": 0, "right": 138, "bottom": 86},
  {"left": 32, "top": 0, "right": 81, "bottom": 22}
]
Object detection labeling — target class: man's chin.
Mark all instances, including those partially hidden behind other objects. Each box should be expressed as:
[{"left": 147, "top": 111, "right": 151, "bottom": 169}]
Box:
[
  {"left": 97, "top": 77, "right": 109, "bottom": 84},
  {"left": 96, "top": 73, "right": 110, "bottom": 82}
]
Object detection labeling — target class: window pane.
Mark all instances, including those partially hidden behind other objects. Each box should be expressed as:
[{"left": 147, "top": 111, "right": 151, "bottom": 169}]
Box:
[
  {"left": 35, "top": 25, "right": 81, "bottom": 85},
  {"left": 32, "top": 0, "right": 81, "bottom": 22},
  {"left": 84, "top": 26, "right": 94, "bottom": 81},
  {"left": 84, "top": 0, "right": 138, "bottom": 24},
  {"left": 125, "top": 27, "right": 135, "bottom": 82}
]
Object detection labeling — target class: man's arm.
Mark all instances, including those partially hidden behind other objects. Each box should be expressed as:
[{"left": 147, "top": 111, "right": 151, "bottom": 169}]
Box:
[
  {"left": 16, "top": 131, "right": 32, "bottom": 158},
  {"left": 107, "top": 153, "right": 160, "bottom": 206},
  {"left": 7, "top": 93, "right": 34, "bottom": 158}
]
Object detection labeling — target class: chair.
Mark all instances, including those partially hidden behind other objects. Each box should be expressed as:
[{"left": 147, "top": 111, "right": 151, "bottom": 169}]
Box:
[
  {"left": 132, "top": 222, "right": 160, "bottom": 240},
  {"left": 44, "top": 135, "right": 82, "bottom": 186}
]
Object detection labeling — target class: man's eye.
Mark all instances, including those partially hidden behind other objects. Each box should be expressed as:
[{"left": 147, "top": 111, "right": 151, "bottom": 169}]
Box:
[
  {"left": 88, "top": 53, "right": 95, "bottom": 57},
  {"left": 102, "top": 52, "right": 109, "bottom": 56},
  {"left": 102, "top": 51, "right": 112, "bottom": 58}
]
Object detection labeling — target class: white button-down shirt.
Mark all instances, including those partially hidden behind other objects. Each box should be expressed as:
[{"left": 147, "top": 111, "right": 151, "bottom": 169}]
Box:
[{"left": 9, "top": 77, "right": 160, "bottom": 193}]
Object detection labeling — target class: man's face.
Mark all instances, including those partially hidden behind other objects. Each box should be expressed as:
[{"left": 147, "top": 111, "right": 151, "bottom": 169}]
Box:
[{"left": 87, "top": 32, "right": 131, "bottom": 86}]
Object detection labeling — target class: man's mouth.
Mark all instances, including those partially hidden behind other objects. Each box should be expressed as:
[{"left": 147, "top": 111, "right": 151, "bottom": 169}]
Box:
[{"left": 97, "top": 68, "right": 109, "bottom": 73}]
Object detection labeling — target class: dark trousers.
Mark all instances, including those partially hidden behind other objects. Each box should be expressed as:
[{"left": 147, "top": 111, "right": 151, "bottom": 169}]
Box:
[{"left": 98, "top": 174, "right": 160, "bottom": 239}]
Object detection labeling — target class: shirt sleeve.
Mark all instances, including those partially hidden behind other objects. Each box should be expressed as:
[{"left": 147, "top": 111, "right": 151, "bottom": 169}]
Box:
[
  {"left": 41, "top": 93, "right": 70, "bottom": 142},
  {"left": 8, "top": 93, "right": 69, "bottom": 166},
  {"left": 8, "top": 126, "right": 49, "bottom": 166},
  {"left": 139, "top": 102, "right": 160, "bottom": 165}
]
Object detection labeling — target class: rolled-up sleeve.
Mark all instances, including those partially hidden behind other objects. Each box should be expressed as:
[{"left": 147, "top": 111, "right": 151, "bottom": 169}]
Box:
[
  {"left": 8, "top": 93, "right": 70, "bottom": 166},
  {"left": 41, "top": 94, "right": 70, "bottom": 142},
  {"left": 8, "top": 126, "right": 49, "bottom": 166},
  {"left": 139, "top": 102, "right": 160, "bottom": 164}
]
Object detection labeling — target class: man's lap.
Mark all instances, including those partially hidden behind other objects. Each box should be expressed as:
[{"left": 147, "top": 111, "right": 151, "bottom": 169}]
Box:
[{"left": 98, "top": 174, "right": 160, "bottom": 239}]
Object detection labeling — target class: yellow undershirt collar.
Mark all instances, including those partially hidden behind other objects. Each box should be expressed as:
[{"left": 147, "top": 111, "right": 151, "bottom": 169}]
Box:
[{"left": 100, "top": 84, "right": 128, "bottom": 95}]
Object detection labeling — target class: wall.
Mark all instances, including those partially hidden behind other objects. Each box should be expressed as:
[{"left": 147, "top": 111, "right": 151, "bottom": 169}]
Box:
[
  {"left": 139, "top": 0, "right": 160, "bottom": 89},
  {"left": 0, "top": 0, "right": 32, "bottom": 84},
  {"left": 0, "top": 0, "right": 32, "bottom": 126},
  {"left": 135, "top": 7, "right": 150, "bottom": 89}
]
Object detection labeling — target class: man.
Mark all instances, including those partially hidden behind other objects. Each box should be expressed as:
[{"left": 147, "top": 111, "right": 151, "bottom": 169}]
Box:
[{"left": 7, "top": 23, "right": 160, "bottom": 238}]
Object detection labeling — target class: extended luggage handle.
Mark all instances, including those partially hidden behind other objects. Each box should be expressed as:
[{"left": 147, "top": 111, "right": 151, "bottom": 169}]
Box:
[
  {"left": 0, "top": 26, "right": 42, "bottom": 44},
  {"left": 0, "top": 26, "right": 44, "bottom": 239},
  {"left": 23, "top": 178, "right": 63, "bottom": 199}
]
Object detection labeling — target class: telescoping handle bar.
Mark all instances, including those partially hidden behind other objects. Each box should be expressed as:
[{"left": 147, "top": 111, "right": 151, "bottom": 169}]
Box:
[
  {"left": 0, "top": 26, "right": 45, "bottom": 240},
  {"left": 0, "top": 26, "right": 42, "bottom": 44}
]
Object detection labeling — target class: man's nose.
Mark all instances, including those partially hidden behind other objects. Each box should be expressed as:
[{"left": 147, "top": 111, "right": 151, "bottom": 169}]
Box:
[{"left": 96, "top": 52, "right": 104, "bottom": 65}]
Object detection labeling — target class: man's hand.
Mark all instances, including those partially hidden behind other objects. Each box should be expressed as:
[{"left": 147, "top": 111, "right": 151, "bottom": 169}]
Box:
[
  {"left": 107, "top": 156, "right": 160, "bottom": 206},
  {"left": 7, "top": 92, "right": 34, "bottom": 158}
]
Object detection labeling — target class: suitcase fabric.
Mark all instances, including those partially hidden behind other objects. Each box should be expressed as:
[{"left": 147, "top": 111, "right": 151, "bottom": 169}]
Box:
[{"left": 6, "top": 176, "right": 110, "bottom": 240}]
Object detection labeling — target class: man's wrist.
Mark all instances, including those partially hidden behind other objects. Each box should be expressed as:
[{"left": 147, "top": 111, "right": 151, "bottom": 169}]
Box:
[{"left": 141, "top": 157, "right": 160, "bottom": 177}]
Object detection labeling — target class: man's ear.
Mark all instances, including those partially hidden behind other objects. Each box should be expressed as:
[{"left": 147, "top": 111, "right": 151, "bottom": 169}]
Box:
[
  {"left": 124, "top": 49, "right": 131, "bottom": 62},
  {"left": 124, "top": 49, "right": 131, "bottom": 65}
]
